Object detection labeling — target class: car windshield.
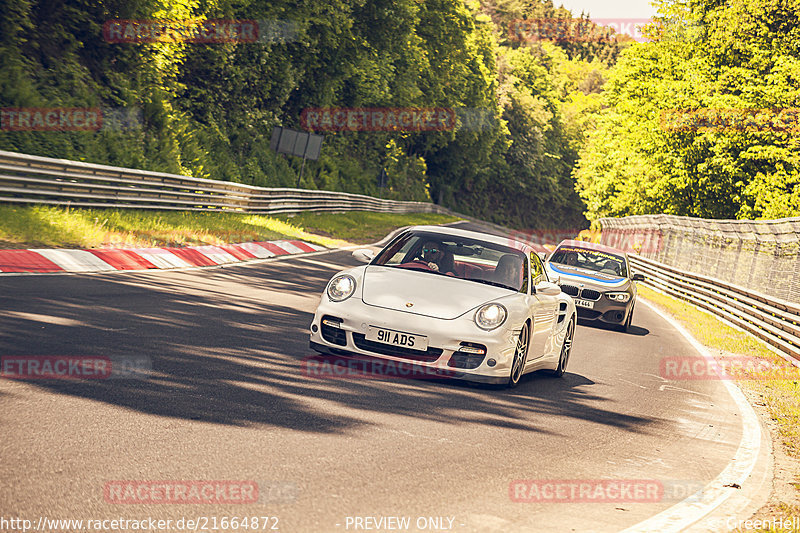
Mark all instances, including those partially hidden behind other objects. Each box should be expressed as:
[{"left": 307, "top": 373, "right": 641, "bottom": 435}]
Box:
[
  {"left": 372, "top": 231, "right": 528, "bottom": 292},
  {"left": 549, "top": 246, "right": 628, "bottom": 277}
]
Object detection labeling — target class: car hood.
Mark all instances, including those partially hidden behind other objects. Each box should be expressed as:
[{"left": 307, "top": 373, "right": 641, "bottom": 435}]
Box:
[
  {"left": 546, "top": 263, "right": 629, "bottom": 290},
  {"left": 361, "top": 265, "right": 510, "bottom": 319}
]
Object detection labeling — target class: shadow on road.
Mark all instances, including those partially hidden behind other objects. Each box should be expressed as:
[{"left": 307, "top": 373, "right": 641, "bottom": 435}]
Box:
[
  {"left": 0, "top": 251, "right": 666, "bottom": 437},
  {"left": 577, "top": 319, "right": 650, "bottom": 337}
]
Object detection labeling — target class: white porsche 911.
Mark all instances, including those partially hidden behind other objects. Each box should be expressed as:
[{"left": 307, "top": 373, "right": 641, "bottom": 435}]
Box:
[{"left": 309, "top": 226, "right": 577, "bottom": 387}]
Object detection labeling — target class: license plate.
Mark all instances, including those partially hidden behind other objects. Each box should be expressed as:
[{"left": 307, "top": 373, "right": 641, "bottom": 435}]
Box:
[
  {"left": 574, "top": 299, "right": 594, "bottom": 309},
  {"left": 366, "top": 326, "right": 429, "bottom": 351}
]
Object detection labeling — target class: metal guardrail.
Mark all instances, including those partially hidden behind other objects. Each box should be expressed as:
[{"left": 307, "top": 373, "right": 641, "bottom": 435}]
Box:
[
  {"left": 629, "top": 254, "right": 800, "bottom": 365},
  {"left": 0, "top": 150, "right": 447, "bottom": 215}
]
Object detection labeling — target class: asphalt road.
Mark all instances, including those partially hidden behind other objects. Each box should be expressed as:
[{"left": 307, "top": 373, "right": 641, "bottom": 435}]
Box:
[{"left": 0, "top": 223, "right": 754, "bottom": 532}]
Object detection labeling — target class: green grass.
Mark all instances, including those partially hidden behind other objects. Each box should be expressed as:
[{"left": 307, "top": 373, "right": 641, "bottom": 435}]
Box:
[
  {"left": 639, "top": 285, "right": 778, "bottom": 359},
  {"left": 0, "top": 205, "right": 460, "bottom": 249},
  {"left": 639, "top": 285, "right": 800, "bottom": 531}
]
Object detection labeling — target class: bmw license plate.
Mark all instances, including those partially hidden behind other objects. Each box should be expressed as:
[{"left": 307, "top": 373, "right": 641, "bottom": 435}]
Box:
[
  {"left": 574, "top": 299, "right": 594, "bottom": 309},
  {"left": 366, "top": 327, "right": 429, "bottom": 351}
]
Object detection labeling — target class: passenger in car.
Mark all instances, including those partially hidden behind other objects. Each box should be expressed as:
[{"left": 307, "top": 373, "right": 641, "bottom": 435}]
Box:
[
  {"left": 602, "top": 259, "right": 621, "bottom": 275},
  {"left": 493, "top": 254, "right": 523, "bottom": 289}
]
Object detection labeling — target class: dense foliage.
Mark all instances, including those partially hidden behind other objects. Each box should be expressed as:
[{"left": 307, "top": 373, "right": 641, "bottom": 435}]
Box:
[
  {"left": 0, "top": 0, "right": 623, "bottom": 228},
  {"left": 575, "top": 0, "right": 800, "bottom": 220}
]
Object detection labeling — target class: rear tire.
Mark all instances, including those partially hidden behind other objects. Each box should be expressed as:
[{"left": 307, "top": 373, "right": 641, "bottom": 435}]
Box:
[
  {"left": 551, "top": 317, "right": 574, "bottom": 377},
  {"left": 507, "top": 322, "right": 530, "bottom": 388}
]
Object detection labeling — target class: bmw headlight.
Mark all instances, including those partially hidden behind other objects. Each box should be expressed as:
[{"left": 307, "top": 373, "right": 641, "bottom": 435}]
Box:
[
  {"left": 327, "top": 275, "right": 356, "bottom": 302},
  {"left": 606, "top": 292, "right": 631, "bottom": 302},
  {"left": 475, "top": 303, "right": 507, "bottom": 330}
]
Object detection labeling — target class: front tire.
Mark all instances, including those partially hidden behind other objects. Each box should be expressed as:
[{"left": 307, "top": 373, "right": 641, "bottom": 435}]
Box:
[
  {"left": 619, "top": 303, "right": 634, "bottom": 332},
  {"left": 507, "top": 322, "right": 530, "bottom": 388},
  {"left": 551, "top": 317, "right": 574, "bottom": 377}
]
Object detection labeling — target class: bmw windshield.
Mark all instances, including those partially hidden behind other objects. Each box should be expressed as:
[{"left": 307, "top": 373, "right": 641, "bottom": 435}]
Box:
[{"left": 550, "top": 246, "right": 628, "bottom": 277}]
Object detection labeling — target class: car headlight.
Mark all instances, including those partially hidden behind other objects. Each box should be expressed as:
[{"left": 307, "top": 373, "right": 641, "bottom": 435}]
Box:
[
  {"left": 475, "top": 303, "right": 507, "bottom": 330},
  {"left": 606, "top": 292, "right": 631, "bottom": 302},
  {"left": 327, "top": 275, "right": 356, "bottom": 302}
]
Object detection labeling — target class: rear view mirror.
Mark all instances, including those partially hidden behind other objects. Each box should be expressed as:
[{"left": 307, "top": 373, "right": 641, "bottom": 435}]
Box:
[
  {"left": 352, "top": 249, "right": 375, "bottom": 263},
  {"left": 452, "top": 243, "right": 477, "bottom": 256}
]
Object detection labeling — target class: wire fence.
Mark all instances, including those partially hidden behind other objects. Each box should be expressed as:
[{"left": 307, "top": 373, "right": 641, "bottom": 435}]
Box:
[{"left": 598, "top": 214, "right": 800, "bottom": 304}]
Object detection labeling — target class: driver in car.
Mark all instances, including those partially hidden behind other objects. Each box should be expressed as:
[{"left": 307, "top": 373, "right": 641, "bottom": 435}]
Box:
[
  {"left": 418, "top": 240, "right": 454, "bottom": 275},
  {"left": 563, "top": 251, "right": 579, "bottom": 267}
]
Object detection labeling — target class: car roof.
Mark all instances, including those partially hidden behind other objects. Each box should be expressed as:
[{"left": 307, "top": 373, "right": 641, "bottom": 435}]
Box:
[
  {"left": 405, "top": 225, "right": 534, "bottom": 253},
  {"left": 552, "top": 239, "right": 629, "bottom": 257}
]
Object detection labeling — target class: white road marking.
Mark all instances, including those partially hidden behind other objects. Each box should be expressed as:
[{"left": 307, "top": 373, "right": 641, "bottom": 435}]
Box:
[
  {"left": 618, "top": 377, "right": 648, "bottom": 389},
  {"left": 621, "top": 298, "right": 762, "bottom": 533},
  {"left": 658, "top": 384, "right": 713, "bottom": 396}
]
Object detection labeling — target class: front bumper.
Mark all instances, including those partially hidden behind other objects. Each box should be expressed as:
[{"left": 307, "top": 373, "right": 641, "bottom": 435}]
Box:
[
  {"left": 308, "top": 297, "right": 520, "bottom": 385},
  {"left": 573, "top": 296, "right": 633, "bottom": 324}
]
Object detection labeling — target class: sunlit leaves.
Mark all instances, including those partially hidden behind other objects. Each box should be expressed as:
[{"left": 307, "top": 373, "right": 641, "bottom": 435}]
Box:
[{"left": 575, "top": 0, "right": 800, "bottom": 220}]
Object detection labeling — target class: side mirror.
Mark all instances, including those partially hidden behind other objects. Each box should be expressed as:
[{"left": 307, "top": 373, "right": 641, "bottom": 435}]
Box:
[
  {"left": 535, "top": 280, "right": 562, "bottom": 296},
  {"left": 537, "top": 252, "right": 547, "bottom": 261},
  {"left": 632, "top": 273, "right": 645, "bottom": 281},
  {"left": 352, "top": 248, "right": 375, "bottom": 263}
]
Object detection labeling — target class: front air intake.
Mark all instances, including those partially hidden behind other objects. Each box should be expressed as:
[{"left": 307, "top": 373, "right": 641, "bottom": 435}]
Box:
[{"left": 321, "top": 315, "right": 347, "bottom": 346}]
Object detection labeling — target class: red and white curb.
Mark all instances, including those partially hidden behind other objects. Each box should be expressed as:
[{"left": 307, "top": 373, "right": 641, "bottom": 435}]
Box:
[{"left": 0, "top": 240, "right": 327, "bottom": 274}]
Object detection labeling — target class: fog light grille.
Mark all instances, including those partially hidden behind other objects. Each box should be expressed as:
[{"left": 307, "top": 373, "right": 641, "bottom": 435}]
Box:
[
  {"left": 448, "top": 343, "right": 487, "bottom": 369},
  {"left": 320, "top": 315, "right": 346, "bottom": 346}
]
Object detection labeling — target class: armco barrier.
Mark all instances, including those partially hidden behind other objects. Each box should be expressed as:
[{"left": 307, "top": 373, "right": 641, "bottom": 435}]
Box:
[
  {"left": 599, "top": 214, "right": 800, "bottom": 364},
  {"left": 0, "top": 150, "right": 446, "bottom": 215},
  {"left": 628, "top": 252, "right": 800, "bottom": 365}
]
